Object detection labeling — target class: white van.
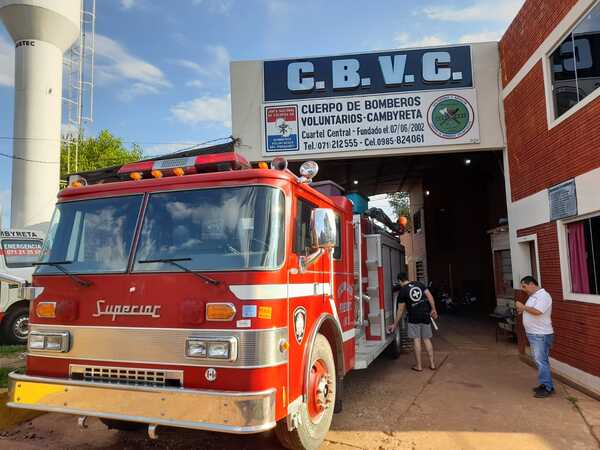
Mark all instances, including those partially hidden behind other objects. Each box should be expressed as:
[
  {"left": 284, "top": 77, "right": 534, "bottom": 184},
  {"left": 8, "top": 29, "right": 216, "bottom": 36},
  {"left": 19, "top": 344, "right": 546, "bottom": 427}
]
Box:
[{"left": 0, "top": 230, "right": 44, "bottom": 344}]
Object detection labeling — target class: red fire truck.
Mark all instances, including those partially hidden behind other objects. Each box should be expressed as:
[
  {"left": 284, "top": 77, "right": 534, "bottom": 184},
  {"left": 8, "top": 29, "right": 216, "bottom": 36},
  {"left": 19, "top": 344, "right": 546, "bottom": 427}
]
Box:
[{"left": 7, "top": 144, "right": 406, "bottom": 450}]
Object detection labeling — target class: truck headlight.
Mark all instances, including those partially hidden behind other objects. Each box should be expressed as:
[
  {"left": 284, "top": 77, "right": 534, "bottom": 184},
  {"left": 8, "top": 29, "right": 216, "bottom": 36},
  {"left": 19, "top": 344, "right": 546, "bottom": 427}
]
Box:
[
  {"left": 185, "top": 337, "right": 237, "bottom": 361},
  {"left": 28, "top": 331, "right": 70, "bottom": 353},
  {"left": 186, "top": 340, "right": 207, "bottom": 358},
  {"left": 207, "top": 341, "right": 230, "bottom": 359}
]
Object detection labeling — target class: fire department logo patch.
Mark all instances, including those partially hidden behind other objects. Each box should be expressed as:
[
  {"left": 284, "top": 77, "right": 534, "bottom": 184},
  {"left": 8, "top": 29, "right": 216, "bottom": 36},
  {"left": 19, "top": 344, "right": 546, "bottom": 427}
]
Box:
[
  {"left": 265, "top": 105, "right": 299, "bottom": 152},
  {"left": 293, "top": 306, "right": 307, "bottom": 344},
  {"left": 428, "top": 94, "right": 474, "bottom": 139}
]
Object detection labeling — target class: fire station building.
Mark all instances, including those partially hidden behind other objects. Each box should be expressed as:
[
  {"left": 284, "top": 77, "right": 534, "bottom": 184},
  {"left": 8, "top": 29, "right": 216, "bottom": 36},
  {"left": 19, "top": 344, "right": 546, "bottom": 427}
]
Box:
[
  {"left": 230, "top": 0, "right": 600, "bottom": 396},
  {"left": 501, "top": 0, "right": 600, "bottom": 394}
]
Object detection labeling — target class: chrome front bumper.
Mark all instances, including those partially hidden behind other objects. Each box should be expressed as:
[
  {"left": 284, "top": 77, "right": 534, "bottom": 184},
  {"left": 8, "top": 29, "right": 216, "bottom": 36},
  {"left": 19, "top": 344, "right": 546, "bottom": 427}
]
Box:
[{"left": 7, "top": 371, "right": 276, "bottom": 434}]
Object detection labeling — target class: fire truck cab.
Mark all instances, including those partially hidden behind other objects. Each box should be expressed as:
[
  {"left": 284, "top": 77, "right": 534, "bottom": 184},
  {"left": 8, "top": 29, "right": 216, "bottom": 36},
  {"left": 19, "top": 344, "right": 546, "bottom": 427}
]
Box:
[{"left": 7, "top": 146, "right": 406, "bottom": 450}]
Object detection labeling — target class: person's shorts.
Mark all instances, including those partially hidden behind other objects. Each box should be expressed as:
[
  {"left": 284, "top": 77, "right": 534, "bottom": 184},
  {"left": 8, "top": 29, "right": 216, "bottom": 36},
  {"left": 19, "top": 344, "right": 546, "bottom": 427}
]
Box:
[{"left": 407, "top": 322, "right": 433, "bottom": 339}]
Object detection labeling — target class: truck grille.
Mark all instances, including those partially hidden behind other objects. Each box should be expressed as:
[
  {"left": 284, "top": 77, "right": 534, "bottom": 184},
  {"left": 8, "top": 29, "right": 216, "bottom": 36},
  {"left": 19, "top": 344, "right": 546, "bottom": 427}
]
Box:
[{"left": 69, "top": 364, "right": 183, "bottom": 387}]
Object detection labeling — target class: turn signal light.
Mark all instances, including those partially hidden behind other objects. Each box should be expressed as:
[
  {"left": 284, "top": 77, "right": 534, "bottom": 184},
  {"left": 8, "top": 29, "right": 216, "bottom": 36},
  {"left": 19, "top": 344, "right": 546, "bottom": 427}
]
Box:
[
  {"left": 69, "top": 181, "right": 83, "bottom": 188},
  {"left": 173, "top": 167, "right": 185, "bottom": 176},
  {"left": 151, "top": 170, "right": 163, "bottom": 178},
  {"left": 257, "top": 161, "right": 268, "bottom": 169},
  {"left": 130, "top": 171, "right": 143, "bottom": 181},
  {"left": 36, "top": 302, "right": 57, "bottom": 319},
  {"left": 206, "top": 303, "right": 236, "bottom": 321}
]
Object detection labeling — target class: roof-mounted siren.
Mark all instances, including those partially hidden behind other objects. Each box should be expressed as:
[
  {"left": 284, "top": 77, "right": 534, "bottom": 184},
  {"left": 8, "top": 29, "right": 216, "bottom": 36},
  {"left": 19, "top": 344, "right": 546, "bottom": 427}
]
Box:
[
  {"left": 0, "top": 0, "right": 81, "bottom": 230},
  {"left": 270, "top": 156, "right": 288, "bottom": 171},
  {"left": 298, "top": 161, "right": 319, "bottom": 184},
  {"left": 117, "top": 152, "right": 251, "bottom": 182}
]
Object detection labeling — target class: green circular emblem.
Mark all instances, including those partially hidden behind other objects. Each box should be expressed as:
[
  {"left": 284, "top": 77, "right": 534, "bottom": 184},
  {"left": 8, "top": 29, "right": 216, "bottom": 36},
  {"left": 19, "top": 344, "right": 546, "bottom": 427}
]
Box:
[{"left": 428, "top": 95, "right": 474, "bottom": 139}]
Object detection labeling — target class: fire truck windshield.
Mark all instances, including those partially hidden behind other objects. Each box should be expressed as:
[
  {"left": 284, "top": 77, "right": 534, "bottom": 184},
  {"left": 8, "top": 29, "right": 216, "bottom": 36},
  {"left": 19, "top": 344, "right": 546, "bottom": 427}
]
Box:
[
  {"left": 36, "top": 195, "right": 144, "bottom": 275},
  {"left": 133, "top": 186, "right": 285, "bottom": 272}
]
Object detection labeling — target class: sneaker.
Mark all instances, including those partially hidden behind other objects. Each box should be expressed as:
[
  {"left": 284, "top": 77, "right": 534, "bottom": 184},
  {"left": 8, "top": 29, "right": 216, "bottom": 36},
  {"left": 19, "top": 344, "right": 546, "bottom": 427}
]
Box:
[
  {"left": 534, "top": 387, "right": 554, "bottom": 398},
  {"left": 532, "top": 384, "right": 545, "bottom": 392}
]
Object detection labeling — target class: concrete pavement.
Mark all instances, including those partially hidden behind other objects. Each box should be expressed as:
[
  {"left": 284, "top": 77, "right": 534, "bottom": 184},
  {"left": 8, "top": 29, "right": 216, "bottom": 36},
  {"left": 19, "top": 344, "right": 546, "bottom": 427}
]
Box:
[{"left": 0, "top": 315, "right": 598, "bottom": 449}]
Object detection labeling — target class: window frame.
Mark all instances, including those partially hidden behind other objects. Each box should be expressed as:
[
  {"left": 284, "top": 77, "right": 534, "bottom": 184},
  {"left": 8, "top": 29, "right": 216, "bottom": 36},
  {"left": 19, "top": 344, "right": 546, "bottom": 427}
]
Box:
[
  {"left": 544, "top": 0, "right": 600, "bottom": 129},
  {"left": 515, "top": 234, "right": 541, "bottom": 288},
  {"left": 333, "top": 213, "right": 343, "bottom": 261},
  {"left": 557, "top": 211, "right": 600, "bottom": 304},
  {"left": 294, "top": 197, "right": 317, "bottom": 257},
  {"left": 35, "top": 194, "right": 145, "bottom": 276}
]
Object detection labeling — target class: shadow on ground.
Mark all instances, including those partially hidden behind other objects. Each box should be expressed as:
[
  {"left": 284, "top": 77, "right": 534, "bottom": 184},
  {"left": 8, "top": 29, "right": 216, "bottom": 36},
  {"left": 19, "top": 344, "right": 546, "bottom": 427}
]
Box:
[{"left": 1, "top": 315, "right": 598, "bottom": 450}]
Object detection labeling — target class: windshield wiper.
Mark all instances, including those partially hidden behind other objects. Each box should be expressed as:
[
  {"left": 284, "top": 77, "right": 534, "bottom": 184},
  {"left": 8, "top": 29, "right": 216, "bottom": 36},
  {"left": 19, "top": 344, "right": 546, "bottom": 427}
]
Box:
[
  {"left": 33, "top": 261, "right": 92, "bottom": 287},
  {"left": 138, "top": 258, "right": 220, "bottom": 286}
]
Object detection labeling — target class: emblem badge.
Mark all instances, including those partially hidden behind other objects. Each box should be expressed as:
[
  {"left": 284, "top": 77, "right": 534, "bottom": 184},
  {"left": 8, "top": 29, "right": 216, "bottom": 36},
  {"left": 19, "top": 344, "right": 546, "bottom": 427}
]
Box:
[
  {"left": 409, "top": 287, "right": 423, "bottom": 303},
  {"left": 293, "top": 306, "right": 307, "bottom": 344},
  {"left": 428, "top": 94, "right": 475, "bottom": 139},
  {"left": 205, "top": 368, "right": 217, "bottom": 382},
  {"left": 92, "top": 300, "right": 161, "bottom": 321}
]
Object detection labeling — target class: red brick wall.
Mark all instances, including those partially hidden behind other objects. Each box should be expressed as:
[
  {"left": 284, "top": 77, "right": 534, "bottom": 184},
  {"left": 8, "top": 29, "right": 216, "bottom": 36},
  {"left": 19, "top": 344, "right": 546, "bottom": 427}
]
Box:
[
  {"left": 500, "top": 0, "right": 578, "bottom": 86},
  {"left": 517, "top": 224, "right": 600, "bottom": 377},
  {"left": 504, "top": 61, "right": 600, "bottom": 202}
]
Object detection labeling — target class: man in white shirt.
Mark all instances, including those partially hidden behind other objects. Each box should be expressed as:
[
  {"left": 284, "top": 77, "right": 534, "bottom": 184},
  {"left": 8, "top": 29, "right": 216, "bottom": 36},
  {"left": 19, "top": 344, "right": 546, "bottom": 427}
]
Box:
[{"left": 516, "top": 276, "right": 555, "bottom": 398}]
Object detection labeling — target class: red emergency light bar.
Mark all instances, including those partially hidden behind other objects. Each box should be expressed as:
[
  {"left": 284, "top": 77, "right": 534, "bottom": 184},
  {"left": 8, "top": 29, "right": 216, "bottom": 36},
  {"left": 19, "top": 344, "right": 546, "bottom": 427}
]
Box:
[{"left": 117, "top": 152, "right": 251, "bottom": 181}]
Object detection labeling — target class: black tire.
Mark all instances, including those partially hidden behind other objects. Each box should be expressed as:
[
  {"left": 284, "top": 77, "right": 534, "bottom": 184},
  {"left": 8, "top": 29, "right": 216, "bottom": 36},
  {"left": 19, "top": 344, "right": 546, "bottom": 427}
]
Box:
[
  {"left": 100, "top": 419, "right": 146, "bottom": 432},
  {"left": 1, "top": 305, "right": 29, "bottom": 345},
  {"left": 275, "top": 333, "right": 336, "bottom": 450}
]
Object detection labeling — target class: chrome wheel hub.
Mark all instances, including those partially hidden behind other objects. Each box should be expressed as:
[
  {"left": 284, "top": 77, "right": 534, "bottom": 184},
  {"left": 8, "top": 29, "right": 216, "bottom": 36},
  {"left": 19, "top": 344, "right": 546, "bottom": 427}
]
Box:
[{"left": 13, "top": 316, "right": 29, "bottom": 340}]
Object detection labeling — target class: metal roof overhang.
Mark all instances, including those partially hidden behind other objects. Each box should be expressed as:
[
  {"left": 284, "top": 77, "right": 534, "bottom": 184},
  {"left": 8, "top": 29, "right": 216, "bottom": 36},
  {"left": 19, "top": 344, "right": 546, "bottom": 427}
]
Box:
[{"left": 287, "top": 149, "right": 504, "bottom": 196}]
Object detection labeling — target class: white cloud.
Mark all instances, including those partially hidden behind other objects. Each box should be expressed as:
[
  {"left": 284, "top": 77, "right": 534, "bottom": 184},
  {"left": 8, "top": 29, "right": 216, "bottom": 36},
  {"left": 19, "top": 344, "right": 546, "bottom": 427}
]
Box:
[
  {"left": 394, "top": 32, "right": 448, "bottom": 49},
  {"left": 458, "top": 30, "right": 503, "bottom": 43},
  {"left": 0, "top": 36, "right": 15, "bottom": 87},
  {"left": 170, "top": 94, "right": 231, "bottom": 128},
  {"left": 117, "top": 82, "right": 161, "bottom": 102},
  {"left": 120, "top": 0, "right": 136, "bottom": 9},
  {"left": 94, "top": 34, "right": 170, "bottom": 100},
  {"left": 144, "top": 143, "right": 194, "bottom": 157},
  {"left": 186, "top": 79, "right": 205, "bottom": 88},
  {"left": 423, "top": 0, "right": 524, "bottom": 22},
  {"left": 192, "top": 0, "right": 234, "bottom": 14},
  {"left": 174, "top": 45, "right": 230, "bottom": 78}
]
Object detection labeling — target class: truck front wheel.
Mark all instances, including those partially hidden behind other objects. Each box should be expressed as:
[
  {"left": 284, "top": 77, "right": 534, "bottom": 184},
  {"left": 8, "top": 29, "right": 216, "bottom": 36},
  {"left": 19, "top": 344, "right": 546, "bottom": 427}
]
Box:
[
  {"left": 275, "top": 333, "right": 336, "bottom": 450},
  {"left": 2, "top": 305, "right": 29, "bottom": 345}
]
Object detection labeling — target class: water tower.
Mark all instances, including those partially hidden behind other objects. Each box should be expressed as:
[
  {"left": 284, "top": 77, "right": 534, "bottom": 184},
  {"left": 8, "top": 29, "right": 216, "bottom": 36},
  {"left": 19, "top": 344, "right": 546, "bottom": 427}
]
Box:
[{"left": 0, "top": 0, "right": 81, "bottom": 231}]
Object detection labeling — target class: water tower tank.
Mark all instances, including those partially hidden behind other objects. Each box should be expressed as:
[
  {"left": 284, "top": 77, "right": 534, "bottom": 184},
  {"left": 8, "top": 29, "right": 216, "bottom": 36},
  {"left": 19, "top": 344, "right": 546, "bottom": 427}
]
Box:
[{"left": 0, "top": 0, "right": 81, "bottom": 231}]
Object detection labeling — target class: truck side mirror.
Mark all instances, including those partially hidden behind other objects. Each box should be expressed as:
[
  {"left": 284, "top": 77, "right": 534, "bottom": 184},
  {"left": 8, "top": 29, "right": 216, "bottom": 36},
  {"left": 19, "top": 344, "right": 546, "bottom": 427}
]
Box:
[
  {"left": 311, "top": 208, "right": 337, "bottom": 249},
  {"left": 299, "top": 208, "right": 337, "bottom": 273}
]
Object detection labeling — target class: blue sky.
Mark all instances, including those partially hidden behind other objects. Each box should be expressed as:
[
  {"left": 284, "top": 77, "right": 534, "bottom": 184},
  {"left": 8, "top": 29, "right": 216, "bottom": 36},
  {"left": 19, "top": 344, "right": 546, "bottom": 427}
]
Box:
[{"left": 0, "top": 0, "right": 524, "bottom": 227}]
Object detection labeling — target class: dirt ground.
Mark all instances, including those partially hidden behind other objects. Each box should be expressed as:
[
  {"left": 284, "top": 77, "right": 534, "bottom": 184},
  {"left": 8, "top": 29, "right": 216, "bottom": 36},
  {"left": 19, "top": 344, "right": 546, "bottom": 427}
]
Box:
[{"left": 1, "top": 315, "right": 598, "bottom": 450}]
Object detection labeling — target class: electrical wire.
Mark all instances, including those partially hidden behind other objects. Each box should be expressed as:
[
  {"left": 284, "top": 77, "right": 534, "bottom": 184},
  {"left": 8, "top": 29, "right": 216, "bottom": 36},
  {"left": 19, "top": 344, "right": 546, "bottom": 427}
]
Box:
[{"left": 0, "top": 136, "right": 234, "bottom": 165}]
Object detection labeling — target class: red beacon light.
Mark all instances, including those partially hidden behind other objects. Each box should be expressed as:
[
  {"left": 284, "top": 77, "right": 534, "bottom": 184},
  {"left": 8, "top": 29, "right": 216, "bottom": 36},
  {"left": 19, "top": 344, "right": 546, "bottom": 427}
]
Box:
[{"left": 117, "top": 152, "right": 251, "bottom": 181}]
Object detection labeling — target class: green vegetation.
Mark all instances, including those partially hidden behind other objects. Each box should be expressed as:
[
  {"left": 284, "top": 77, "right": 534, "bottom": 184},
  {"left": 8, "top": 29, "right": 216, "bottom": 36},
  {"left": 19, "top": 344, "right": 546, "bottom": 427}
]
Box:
[
  {"left": 0, "top": 345, "right": 26, "bottom": 357},
  {"left": 61, "top": 129, "right": 143, "bottom": 180},
  {"left": 387, "top": 192, "right": 410, "bottom": 224},
  {"left": 0, "top": 368, "right": 11, "bottom": 388}
]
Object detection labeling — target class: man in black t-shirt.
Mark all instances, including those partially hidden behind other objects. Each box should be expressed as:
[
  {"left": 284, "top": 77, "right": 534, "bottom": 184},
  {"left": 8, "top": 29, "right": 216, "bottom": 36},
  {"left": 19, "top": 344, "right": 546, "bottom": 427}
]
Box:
[{"left": 388, "top": 272, "right": 438, "bottom": 371}]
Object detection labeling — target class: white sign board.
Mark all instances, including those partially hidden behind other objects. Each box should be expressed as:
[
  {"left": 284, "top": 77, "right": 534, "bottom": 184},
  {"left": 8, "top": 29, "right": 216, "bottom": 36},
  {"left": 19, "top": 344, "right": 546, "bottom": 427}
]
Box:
[{"left": 263, "top": 89, "right": 480, "bottom": 156}]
